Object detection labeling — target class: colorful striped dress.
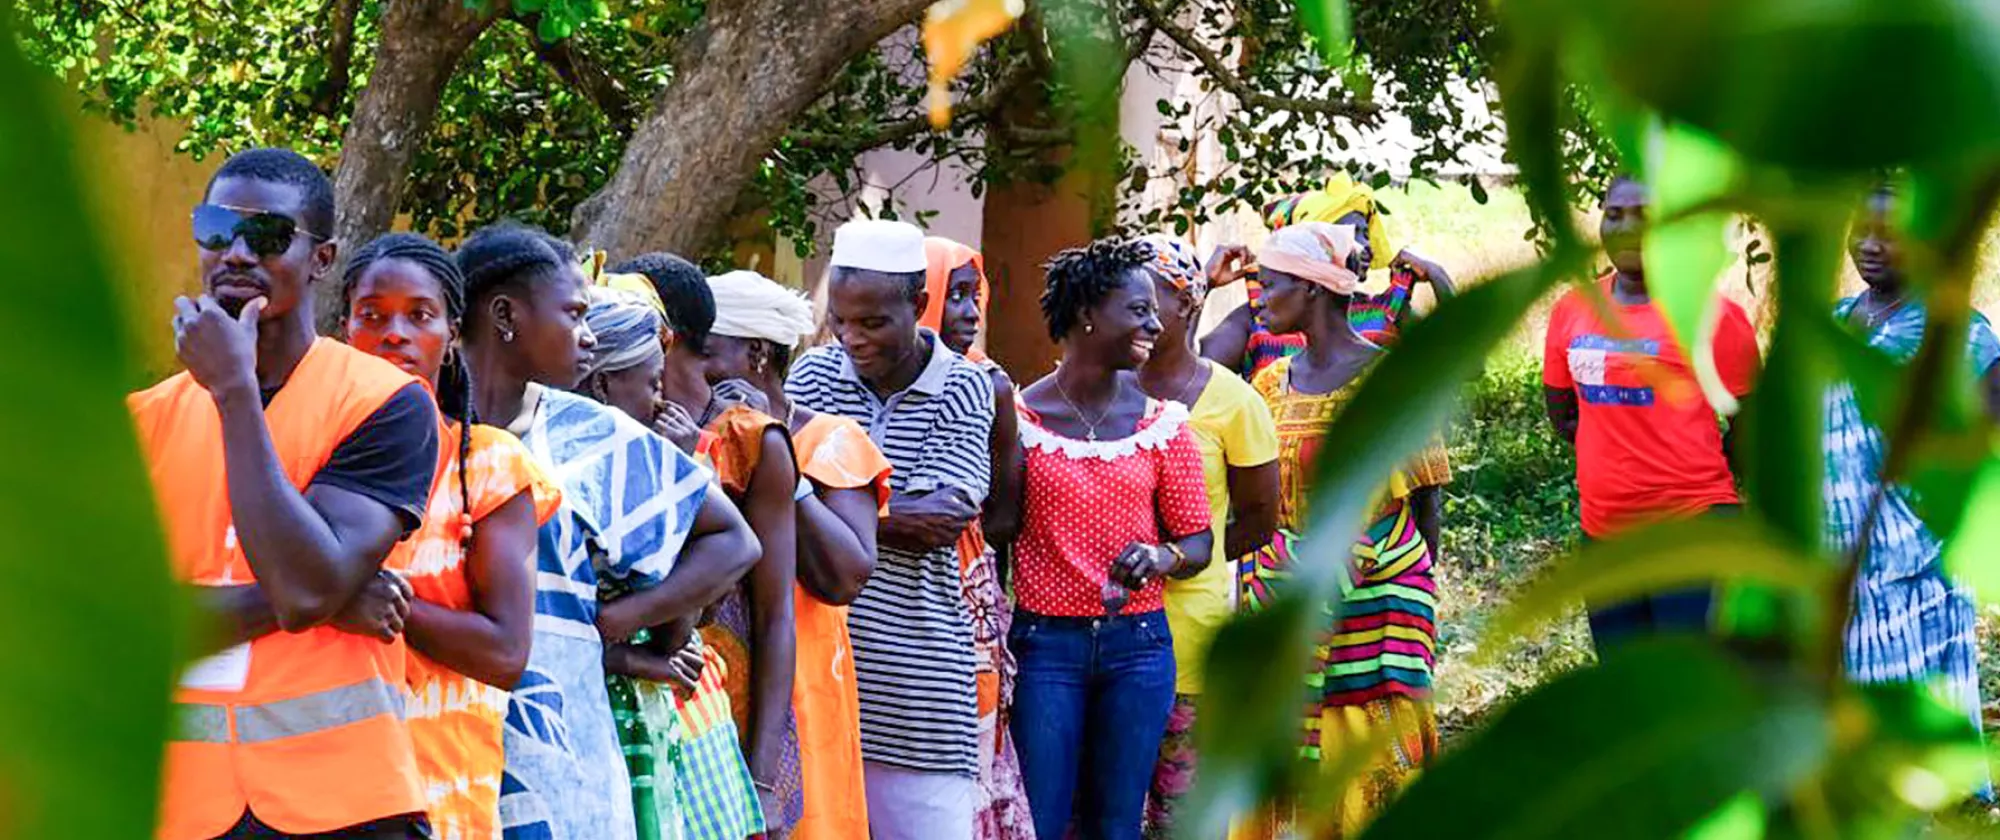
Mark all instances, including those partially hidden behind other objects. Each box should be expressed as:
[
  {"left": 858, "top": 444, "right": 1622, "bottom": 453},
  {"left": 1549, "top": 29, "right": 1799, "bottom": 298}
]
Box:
[{"left": 1237, "top": 356, "right": 1440, "bottom": 839}]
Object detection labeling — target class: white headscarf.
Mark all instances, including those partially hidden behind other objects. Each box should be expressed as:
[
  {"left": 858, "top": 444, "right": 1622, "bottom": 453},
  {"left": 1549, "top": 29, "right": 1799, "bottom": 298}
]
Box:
[
  {"left": 708, "top": 270, "right": 817, "bottom": 347},
  {"left": 1256, "top": 221, "right": 1360, "bottom": 295}
]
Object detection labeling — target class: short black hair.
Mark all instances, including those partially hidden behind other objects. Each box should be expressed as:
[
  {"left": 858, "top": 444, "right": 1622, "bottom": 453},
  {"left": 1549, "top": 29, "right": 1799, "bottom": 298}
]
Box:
[
  {"left": 614, "top": 252, "right": 714, "bottom": 353},
  {"left": 455, "top": 222, "right": 574, "bottom": 314},
  {"left": 208, "top": 148, "right": 336, "bottom": 238},
  {"left": 830, "top": 266, "right": 926, "bottom": 303},
  {"left": 1040, "top": 237, "right": 1154, "bottom": 341}
]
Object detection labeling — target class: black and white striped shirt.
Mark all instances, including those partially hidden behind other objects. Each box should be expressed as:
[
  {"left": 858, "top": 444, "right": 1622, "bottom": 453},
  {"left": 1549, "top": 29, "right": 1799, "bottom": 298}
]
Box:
[{"left": 784, "top": 331, "right": 994, "bottom": 775}]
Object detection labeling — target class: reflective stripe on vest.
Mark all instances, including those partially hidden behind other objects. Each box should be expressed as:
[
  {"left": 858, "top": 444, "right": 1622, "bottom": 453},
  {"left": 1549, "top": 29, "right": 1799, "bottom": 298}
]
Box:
[{"left": 171, "top": 677, "right": 405, "bottom": 744}]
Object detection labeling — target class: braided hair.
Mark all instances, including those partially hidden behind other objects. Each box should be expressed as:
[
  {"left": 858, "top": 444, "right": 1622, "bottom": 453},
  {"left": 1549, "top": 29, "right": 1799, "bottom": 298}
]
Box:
[
  {"left": 343, "top": 232, "right": 476, "bottom": 550},
  {"left": 456, "top": 223, "right": 574, "bottom": 319},
  {"left": 1040, "top": 237, "right": 1156, "bottom": 341},
  {"left": 613, "top": 252, "right": 714, "bottom": 354}
]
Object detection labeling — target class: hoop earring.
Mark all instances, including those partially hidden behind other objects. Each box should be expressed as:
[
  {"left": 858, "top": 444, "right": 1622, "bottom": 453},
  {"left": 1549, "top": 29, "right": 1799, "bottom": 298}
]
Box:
[{"left": 499, "top": 326, "right": 516, "bottom": 343}]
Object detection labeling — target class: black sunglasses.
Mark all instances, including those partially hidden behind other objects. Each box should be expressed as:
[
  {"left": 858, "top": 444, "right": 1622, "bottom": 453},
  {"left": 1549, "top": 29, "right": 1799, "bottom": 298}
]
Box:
[{"left": 191, "top": 203, "right": 327, "bottom": 257}]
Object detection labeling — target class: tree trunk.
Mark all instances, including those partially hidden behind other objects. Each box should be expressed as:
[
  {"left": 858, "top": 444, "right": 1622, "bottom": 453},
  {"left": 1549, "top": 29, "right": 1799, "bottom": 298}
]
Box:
[
  {"left": 980, "top": 45, "right": 1115, "bottom": 380},
  {"left": 569, "top": 0, "right": 933, "bottom": 259},
  {"left": 321, "top": 0, "right": 493, "bottom": 334}
]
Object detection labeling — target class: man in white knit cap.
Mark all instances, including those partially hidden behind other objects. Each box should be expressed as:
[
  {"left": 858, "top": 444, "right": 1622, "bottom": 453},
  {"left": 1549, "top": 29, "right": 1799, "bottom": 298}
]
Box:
[{"left": 782, "top": 219, "right": 994, "bottom": 839}]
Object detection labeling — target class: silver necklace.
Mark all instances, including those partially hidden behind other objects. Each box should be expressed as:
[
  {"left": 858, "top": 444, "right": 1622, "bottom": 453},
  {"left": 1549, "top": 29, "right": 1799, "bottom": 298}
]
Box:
[{"left": 1052, "top": 372, "right": 1111, "bottom": 442}]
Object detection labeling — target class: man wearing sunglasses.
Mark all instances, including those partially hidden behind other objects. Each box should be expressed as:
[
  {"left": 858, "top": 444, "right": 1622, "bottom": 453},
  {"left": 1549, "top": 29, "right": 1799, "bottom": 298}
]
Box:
[{"left": 129, "top": 148, "right": 442, "bottom": 840}]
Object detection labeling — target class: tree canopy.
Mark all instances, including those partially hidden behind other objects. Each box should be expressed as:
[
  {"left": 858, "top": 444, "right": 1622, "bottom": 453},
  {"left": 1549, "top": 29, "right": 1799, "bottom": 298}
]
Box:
[{"left": 21, "top": 0, "right": 1507, "bottom": 255}]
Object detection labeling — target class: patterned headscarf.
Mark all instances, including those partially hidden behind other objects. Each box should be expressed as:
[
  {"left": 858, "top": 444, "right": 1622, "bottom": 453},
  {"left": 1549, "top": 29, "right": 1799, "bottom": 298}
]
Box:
[
  {"left": 1262, "top": 172, "right": 1396, "bottom": 271},
  {"left": 1255, "top": 222, "right": 1360, "bottom": 295},
  {"left": 580, "top": 248, "right": 667, "bottom": 316},
  {"left": 1136, "top": 233, "right": 1207, "bottom": 299},
  {"left": 581, "top": 287, "right": 664, "bottom": 379}
]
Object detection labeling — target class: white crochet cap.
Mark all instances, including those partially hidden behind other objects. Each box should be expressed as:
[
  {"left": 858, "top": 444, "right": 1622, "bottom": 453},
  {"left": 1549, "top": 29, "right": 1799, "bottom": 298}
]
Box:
[{"left": 830, "top": 218, "right": 927, "bottom": 273}]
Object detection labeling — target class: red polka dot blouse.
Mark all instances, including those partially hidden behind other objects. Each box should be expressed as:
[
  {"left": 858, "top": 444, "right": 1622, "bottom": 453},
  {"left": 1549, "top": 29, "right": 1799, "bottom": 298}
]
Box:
[{"left": 1014, "top": 399, "right": 1213, "bottom": 617}]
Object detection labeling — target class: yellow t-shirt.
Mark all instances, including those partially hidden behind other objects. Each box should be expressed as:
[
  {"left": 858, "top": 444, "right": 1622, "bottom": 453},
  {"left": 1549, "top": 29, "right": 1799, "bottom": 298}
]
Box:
[{"left": 1163, "top": 360, "right": 1280, "bottom": 694}]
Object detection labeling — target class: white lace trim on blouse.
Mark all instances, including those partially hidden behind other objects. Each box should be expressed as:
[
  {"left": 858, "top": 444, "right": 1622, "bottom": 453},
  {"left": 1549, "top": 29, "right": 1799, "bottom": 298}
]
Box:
[{"left": 1018, "top": 399, "right": 1190, "bottom": 461}]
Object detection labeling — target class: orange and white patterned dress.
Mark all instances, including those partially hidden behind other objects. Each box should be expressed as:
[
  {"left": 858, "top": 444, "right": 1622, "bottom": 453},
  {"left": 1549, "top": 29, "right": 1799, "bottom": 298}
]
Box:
[
  {"left": 395, "top": 422, "right": 560, "bottom": 840},
  {"left": 788, "top": 413, "right": 893, "bottom": 840}
]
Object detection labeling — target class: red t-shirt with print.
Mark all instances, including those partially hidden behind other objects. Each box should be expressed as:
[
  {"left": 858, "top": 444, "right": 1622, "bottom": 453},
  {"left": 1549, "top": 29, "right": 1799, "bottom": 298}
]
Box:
[{"left": 1542, "top": 280, "right": 1760, "bottom": 538}]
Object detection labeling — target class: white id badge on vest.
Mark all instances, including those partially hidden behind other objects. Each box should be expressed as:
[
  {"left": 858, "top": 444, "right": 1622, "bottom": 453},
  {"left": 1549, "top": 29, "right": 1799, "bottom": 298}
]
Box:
[{"left": 179, "top": 642, "right": 251, "bottom": 692}]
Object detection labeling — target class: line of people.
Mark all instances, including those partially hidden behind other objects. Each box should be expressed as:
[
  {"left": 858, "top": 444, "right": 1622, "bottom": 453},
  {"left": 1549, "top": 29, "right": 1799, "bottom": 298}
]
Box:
[{"left": 135, "top": 143, "right": 1997, "bottom": 840}]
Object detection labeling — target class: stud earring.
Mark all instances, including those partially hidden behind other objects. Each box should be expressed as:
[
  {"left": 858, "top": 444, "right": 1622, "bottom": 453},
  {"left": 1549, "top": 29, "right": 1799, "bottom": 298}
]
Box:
[{"left": 500, "top": 327, "right": 516, "bottom": 343}]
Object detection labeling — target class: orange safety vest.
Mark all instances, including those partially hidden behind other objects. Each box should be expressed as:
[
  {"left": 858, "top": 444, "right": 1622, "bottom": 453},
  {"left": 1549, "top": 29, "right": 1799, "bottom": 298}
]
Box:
[{"left": 129, "top": 338, "right": 430, "bottom": 840}]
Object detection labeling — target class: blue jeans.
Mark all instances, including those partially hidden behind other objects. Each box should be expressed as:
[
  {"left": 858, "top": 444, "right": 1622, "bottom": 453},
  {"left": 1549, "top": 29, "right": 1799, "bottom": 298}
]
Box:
[
  {"left": 1585, "top": 586, "right": 1715, "bottom": 655},
  {"left": 1580, "top": 504, "right": 1735, "bottom": 657},
  {"left": 1008, "top": 610, "right": 1176, "bottom": 840}
]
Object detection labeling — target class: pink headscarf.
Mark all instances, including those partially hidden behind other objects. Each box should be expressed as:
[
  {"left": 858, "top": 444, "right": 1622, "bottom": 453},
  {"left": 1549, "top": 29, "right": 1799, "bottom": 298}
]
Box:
[{"left": 1255, "top": 221, "right": 1360, "bottom": 295}]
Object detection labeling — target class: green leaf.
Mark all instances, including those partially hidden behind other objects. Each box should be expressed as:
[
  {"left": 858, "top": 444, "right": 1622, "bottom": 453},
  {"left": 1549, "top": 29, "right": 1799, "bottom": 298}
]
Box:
[
  {"left": 1560, "top": 0, "right": 2000, "bottom": 170},
  {"left": 1296, "top": 0, "right": 1354, "bottom": 66},
  {"left": 1799, "top": 683, "right": 1992, "bottom": 831},
  {"left": 0, "top": 16, "right": 177, "bottom": 838},
  {"left": 1492, "top": 2, "right": 1579, "bottom": 250},
  {"left": 1359, "top": 640, "right": 1831, "bottom": 840},
  {"left": 1720, "top": 211, "right": 1843, "bottom": 641},
  {"left": 536, "top": 14, "right": 573, "bottom": 43},
  {"left": 1178, "top": 596, "right": 1320, "bottom": 838},
  {"left": 1942, "top": 455, "right": 2000, "bottom": 602},
  {"left": 1684, "top": 793, "right": 1767, "bottom": 840},
  {"left": 1481, "top": 518, "right": 1829, "bottom": 653},
  {"left": 1641, "top": 123, "right": 1740, "bottom": 412}
]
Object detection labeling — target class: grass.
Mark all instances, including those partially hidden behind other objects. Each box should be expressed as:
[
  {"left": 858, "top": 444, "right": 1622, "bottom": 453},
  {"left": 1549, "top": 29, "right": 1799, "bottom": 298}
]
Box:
[{"left": 1429, "top": 350, "right": 1594, "bottom": 737}]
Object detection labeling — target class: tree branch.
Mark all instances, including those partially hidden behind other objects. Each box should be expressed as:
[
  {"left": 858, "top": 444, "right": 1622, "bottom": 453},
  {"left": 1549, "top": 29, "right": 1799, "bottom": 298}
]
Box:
[
  {"left": 312, "top": 0, "right": 363, "bottom": 116},
  {"left": 788, "top": 57, "right": 1039, "bottom": 152},
  {"left": 1129, "top": 0, "right": 1378, "bottom": 122},
  {"left": 518, "top": 15, "right": 639, "bottom": 130}
]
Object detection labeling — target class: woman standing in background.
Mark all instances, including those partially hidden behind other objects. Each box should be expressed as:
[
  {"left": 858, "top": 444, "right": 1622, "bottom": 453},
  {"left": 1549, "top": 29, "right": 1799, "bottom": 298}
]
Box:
[
  {"left": 1129, "top": 235, "right": 1279, "bottom": 839},
  {"left": 919, "top": 236, "right": 1035, "bottom": 840},
  {"left": 704, "top": 268, "right": 891, "bottom": 840},
  {"left": 1239, "top": 222, "right": 1443, "bottom": 838},
  {"left": 1009, "top": 238, "right": 1213, "bottom": 840}
]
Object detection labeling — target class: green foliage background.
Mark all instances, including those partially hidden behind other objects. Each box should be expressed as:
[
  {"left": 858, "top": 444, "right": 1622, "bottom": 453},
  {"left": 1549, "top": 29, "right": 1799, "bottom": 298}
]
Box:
[
  {"left": 15, "top": 0, "right": 2000, "bottom": 838},
  {"left": 18, "top": 0, "right": 1529, "bottom": 251}
]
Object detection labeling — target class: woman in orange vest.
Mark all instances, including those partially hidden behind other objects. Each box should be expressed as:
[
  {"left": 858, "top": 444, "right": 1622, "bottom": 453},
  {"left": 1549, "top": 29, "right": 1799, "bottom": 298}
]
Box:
[
  {"left": 133, "top": 148, "right": 440, "bottom": 840},
  {"left": 704, "top": 268, "right": 893, "bottom": 840},
  {"left": 341, "top": 233, "right": 563, "bottom": 840}
]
